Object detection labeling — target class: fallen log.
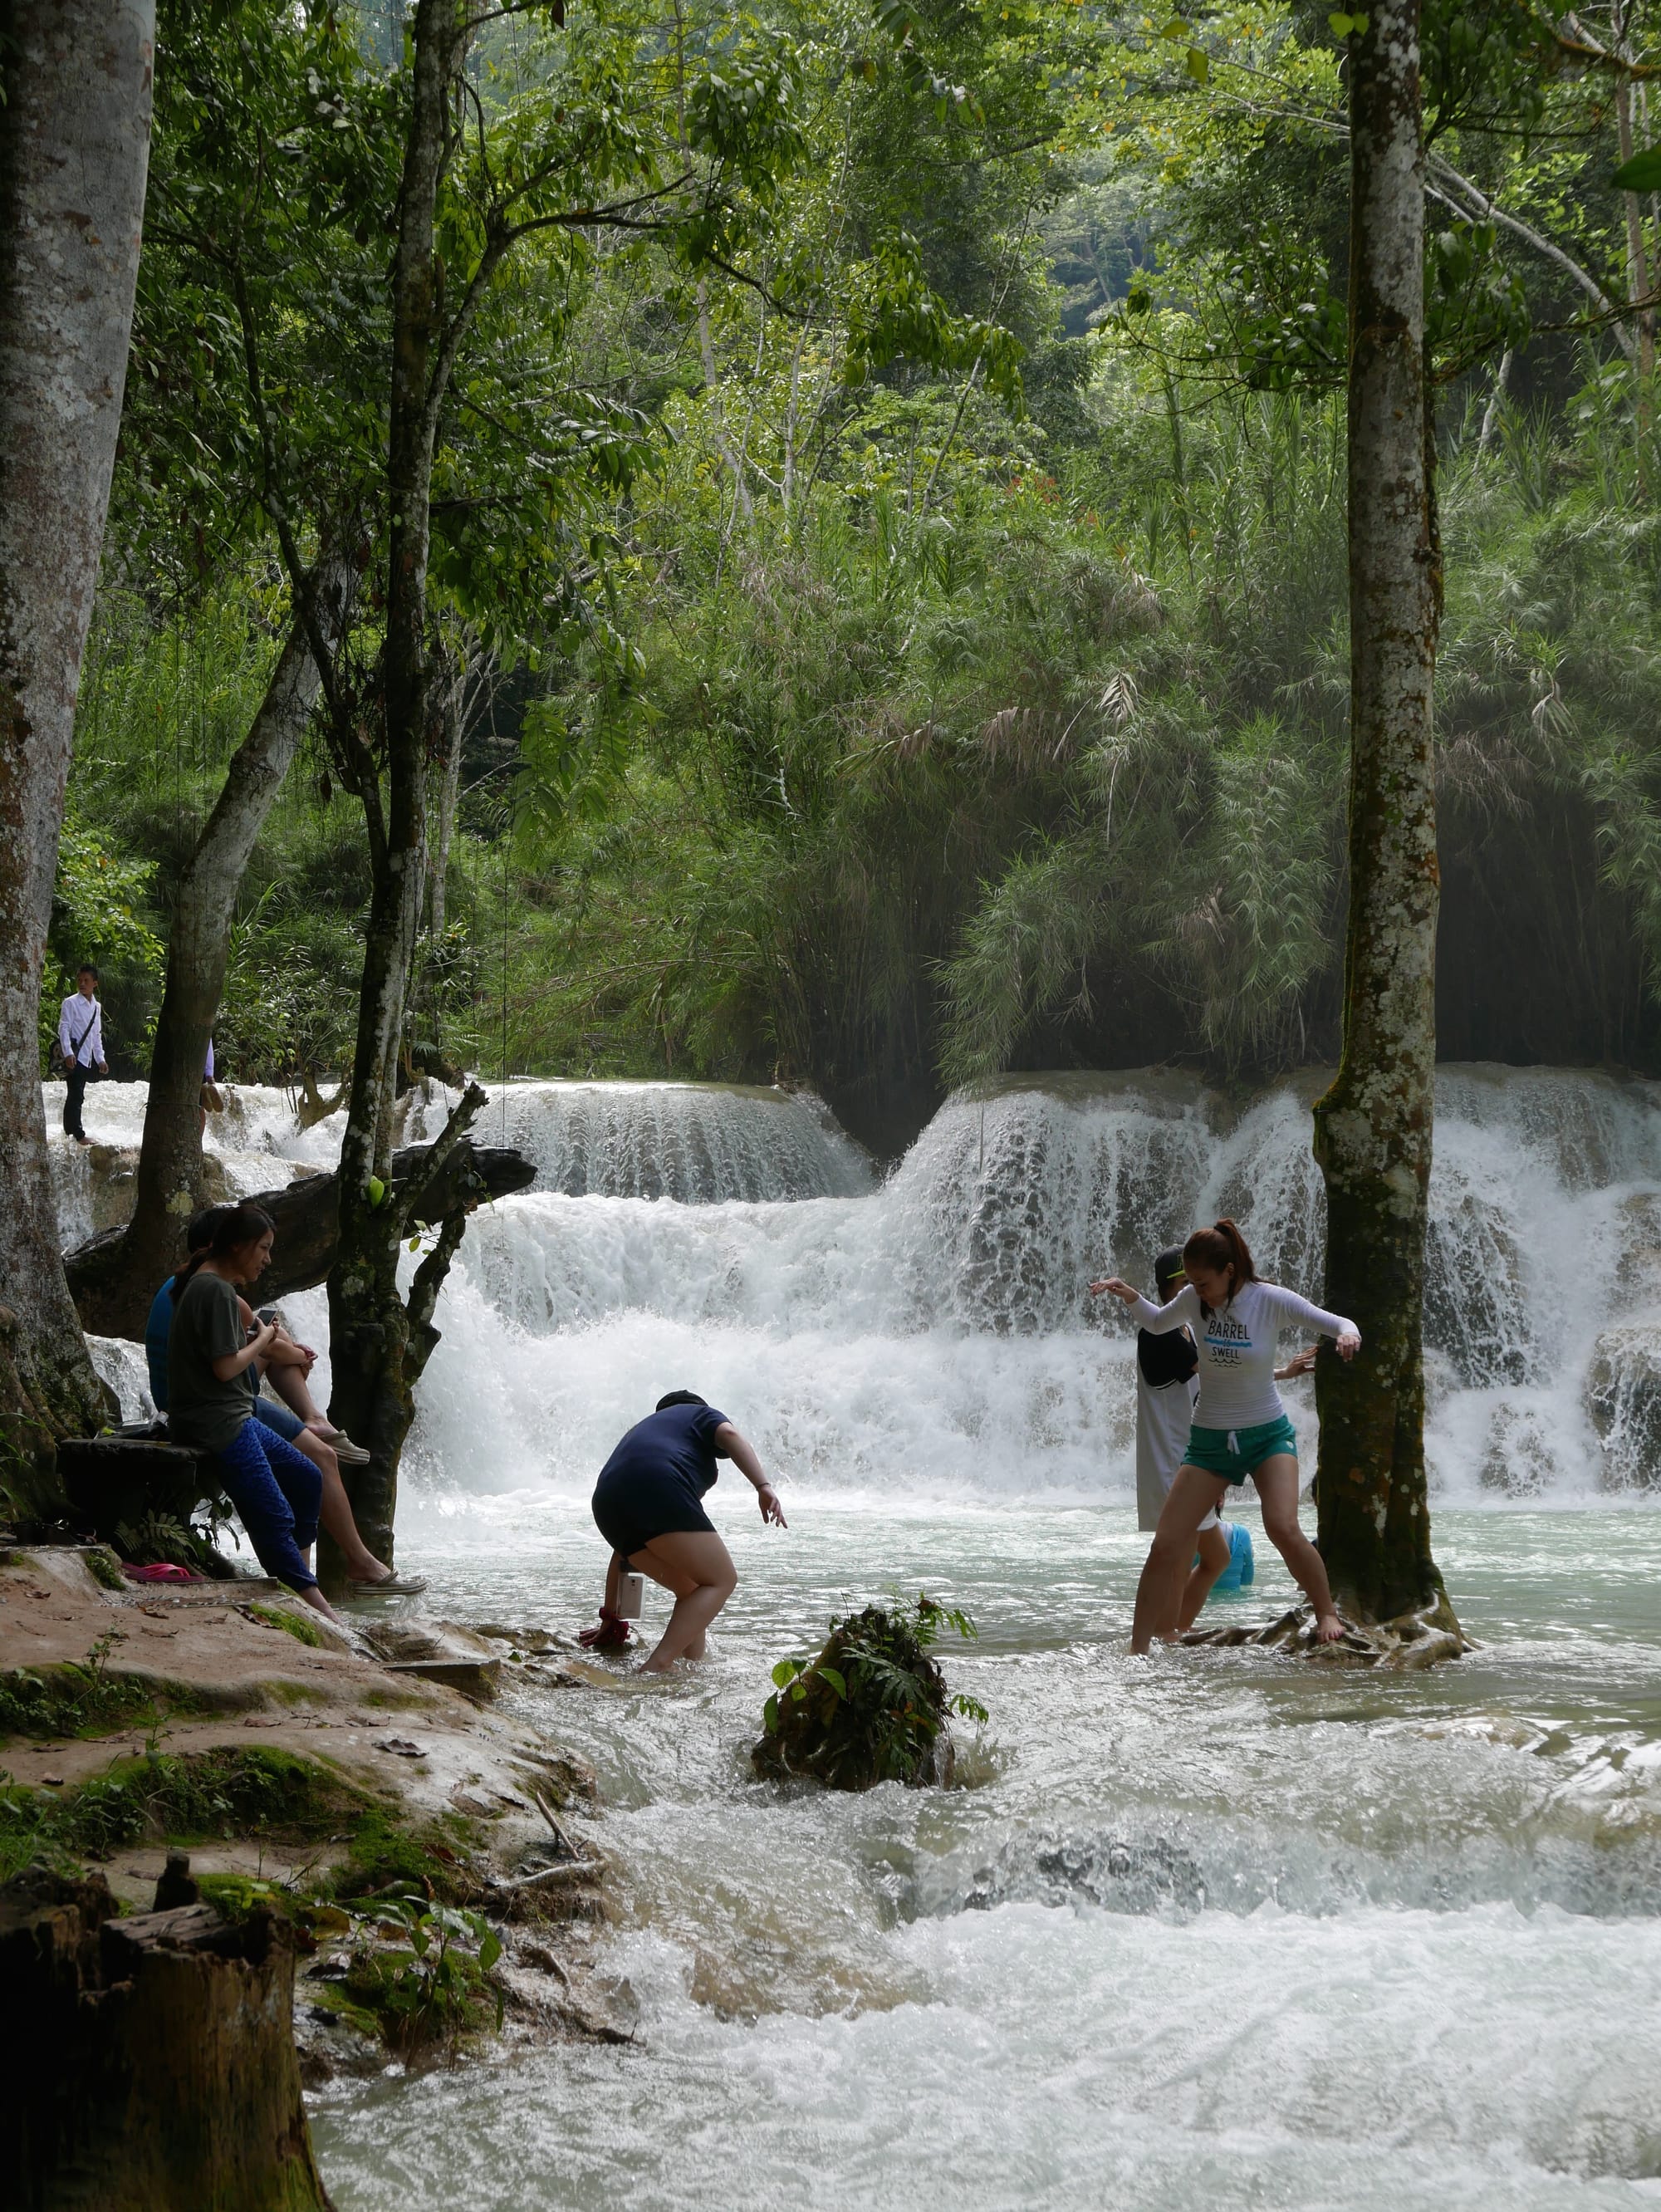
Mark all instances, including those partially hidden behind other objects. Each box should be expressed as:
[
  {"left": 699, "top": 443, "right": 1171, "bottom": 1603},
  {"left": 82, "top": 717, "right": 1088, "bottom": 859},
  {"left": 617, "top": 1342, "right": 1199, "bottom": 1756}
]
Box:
[
  {"left": 0, "top": 1864, "right": 334, "bottom": 2211},
  {"left": 65, "top": 1140, "right": 536, "bottom": 1340}
]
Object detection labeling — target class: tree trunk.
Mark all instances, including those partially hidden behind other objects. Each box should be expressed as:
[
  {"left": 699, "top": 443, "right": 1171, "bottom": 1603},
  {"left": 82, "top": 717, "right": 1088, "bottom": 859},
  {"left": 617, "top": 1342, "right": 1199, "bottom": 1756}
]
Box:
[
  {"left": 114, "top": 547, "right": 360, "bottom": 1317},
  {"left": 1614, "top": 0, "right": 1657, "bottom": 395},
  {"left": 0, "top": 0, "right": 154, "bottom": 1449},
  {"left": 426, "top": 634, "right": 470, "bottom": 946},
  {"left": 0, "top": 1866, "right": 333, "bottom": 2212},
  {"left": 1311, "top": 0, "right": 1459, "bottom": 1636},
  {"left": 326, "top": 0, "right": 476, "bottom": 1563}
]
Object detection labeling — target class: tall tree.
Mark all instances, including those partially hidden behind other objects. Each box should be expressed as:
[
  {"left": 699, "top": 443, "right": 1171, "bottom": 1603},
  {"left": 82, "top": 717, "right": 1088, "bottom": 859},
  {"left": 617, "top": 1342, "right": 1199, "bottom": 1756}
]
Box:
[
  {"left": 73, "top": 546, "right": 362, "bottom": 1339},
  {"left": 0, "top": 0, "right": 155, "bottom": 1449},
  {"left": 324, "top": 0, "right": 478, "bottom": 1564},
  {"left": 321, "top": 0, "right": 818, "bottom": 1562},
  {"left": 1311, "top": 0, "right": 1458, "bottom": 1632}
]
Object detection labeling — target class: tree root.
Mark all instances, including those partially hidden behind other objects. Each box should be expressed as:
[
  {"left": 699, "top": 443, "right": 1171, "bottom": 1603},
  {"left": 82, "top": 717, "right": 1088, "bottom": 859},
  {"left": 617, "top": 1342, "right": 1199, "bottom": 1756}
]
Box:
[{"left": 1181, "top": 1600, "right": 1475, "bottom": 1669}]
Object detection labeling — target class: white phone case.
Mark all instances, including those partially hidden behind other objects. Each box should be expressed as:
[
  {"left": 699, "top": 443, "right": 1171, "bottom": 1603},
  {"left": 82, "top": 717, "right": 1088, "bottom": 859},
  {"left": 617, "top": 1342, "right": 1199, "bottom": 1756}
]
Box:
[{"left": 616, "top": 1572, "right": 645, "bottom": 1621}]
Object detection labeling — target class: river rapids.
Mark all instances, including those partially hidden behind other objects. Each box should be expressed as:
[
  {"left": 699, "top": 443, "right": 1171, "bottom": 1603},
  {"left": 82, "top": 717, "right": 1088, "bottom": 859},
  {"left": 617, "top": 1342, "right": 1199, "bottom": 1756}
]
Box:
[{"left": 60, "top": 1065, "right": 1661, "bottom": 2208}]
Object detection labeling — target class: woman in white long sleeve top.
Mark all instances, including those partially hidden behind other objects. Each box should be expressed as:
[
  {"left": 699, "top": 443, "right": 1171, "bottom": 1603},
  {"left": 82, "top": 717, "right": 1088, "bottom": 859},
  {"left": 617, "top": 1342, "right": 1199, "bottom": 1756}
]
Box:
[{"left": 1092, "top": 1218, "right": 1360, "bottom": 1650}]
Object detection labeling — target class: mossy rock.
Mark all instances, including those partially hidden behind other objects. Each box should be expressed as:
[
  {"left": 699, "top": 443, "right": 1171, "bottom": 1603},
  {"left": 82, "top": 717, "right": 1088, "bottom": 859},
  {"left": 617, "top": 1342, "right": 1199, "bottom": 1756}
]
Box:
[
  {"left": 752, "top": 1597, "right": 982, "bottom": 1792},
  {"left": 0, "top": 1746, "right": 365, "bottom": 1884},
  {"left": 244, "top": 1601, "right": 325, "bottom": 1647}
]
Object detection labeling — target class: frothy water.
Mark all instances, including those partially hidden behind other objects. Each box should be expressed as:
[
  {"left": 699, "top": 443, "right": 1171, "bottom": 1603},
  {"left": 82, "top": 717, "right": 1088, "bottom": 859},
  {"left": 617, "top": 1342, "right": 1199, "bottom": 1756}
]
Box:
[
  {"left": 404, "top": 1077, "right": 872, "bottom": 1203},
  {"left": 76, "top": 1062, "right": 1655, "bottom": 2207},
  {"left": 309, "top": 1503, "right": 1661, "bottom": 2212},
  {"left": 74, "top": 1064, "right": 1661, "bottom": 1502},
  {"left": 390, "top": 1064, "right": 1661, "bottom": 1506}
]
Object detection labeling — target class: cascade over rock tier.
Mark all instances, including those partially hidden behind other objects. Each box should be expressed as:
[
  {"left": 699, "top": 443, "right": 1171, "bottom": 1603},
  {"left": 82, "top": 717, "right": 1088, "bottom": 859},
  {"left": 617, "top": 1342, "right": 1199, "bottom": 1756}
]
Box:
[{"left": 63, "top": 1065, "right": 1661, "bottom": 1503}]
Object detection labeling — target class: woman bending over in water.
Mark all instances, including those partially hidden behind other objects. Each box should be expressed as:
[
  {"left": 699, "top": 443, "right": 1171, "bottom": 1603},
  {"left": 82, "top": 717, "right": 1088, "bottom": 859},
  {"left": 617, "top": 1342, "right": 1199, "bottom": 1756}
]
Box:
[{"left": 1091, "top": 1219, "right": 1360, "bottom": 1650}]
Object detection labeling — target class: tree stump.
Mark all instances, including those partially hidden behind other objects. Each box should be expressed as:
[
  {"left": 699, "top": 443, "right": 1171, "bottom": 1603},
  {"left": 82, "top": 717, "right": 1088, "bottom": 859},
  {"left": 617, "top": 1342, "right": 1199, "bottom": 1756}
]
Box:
[
  {"left": 56, "top": 1435, "right": 219, "bottom": 1533},
  {"left": 0, "top": 1864, "right": 334, "bottom": 2210}
]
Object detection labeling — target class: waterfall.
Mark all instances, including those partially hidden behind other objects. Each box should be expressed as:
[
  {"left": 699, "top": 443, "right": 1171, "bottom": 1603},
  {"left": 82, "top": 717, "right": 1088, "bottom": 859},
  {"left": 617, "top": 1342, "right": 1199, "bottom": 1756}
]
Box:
[
  {"left": 401, "top": 1078, "right": 872, "bottom": 1203},
  {"left": 394, "top": 1064, "right": 1661, "bottom": 1507},
  {"left": 63, "top": 1065, "right": 1661, "bottom": 1506}
]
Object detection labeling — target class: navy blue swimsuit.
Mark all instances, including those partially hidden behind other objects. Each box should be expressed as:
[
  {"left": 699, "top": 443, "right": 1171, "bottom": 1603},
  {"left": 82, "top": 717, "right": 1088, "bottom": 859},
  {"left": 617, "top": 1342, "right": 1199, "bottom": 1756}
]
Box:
[{"left": 591, "top": 1403, "right": 732, "bottom": 1560}]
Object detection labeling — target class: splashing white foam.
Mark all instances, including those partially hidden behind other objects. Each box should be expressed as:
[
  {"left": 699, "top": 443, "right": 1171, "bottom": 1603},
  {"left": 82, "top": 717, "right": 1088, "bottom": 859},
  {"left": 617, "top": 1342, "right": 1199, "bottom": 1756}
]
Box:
[{"left": 393, "top": 1065, "right": 1661, "bottom": 1508}]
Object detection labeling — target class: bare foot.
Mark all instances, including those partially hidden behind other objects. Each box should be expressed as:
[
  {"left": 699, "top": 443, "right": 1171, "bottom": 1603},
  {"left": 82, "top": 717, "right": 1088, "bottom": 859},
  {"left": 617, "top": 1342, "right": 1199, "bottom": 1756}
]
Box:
[{"left": 1313, "top": 1611, "right": 1345, "bottom": 1643}]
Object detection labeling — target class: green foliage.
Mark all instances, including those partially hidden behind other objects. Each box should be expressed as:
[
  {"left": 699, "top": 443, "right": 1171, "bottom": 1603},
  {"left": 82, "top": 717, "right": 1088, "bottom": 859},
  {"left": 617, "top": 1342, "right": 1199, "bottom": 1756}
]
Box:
[
  {"left": 0, "top": 1633, "right": 184, "bottom": 1744},
  {"left": 55, "top": 0, "right": 1661, "bottom": 1131},
  {"left": 755, "top": 1593, "right": 983, "bottom": 1790},
  {"left": 341, "top": 1889, "right": 505, "bottom": 2054},
  {"left": 0, "top": 1745, "right": 355, "bottom": 1884},
  {"left": 40, "top": 819, "right": 167, "bottom": 1075},
  {"left": 331, "top": 1804, "right": 480, "bottom": 1905},
  {"left": 83, "top": 1547, "right": 125, "bottom": 1592},
  {"left": 113, "top": 1505, "right": 232, "bottom": 1579}
]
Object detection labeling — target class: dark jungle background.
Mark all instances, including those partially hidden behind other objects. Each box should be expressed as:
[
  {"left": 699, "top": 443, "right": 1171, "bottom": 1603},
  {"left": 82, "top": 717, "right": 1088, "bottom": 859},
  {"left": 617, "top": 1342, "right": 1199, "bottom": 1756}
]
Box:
[{"left": 61, "top": 0, "right": 1661, "bottom": 1155}]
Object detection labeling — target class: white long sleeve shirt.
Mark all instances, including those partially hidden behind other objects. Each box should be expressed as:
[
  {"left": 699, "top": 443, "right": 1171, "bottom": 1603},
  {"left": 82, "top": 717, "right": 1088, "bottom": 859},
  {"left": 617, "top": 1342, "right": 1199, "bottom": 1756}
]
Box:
[
  {"left": 56, "top": 993, "right": 104, "bottom": 1068},
  {"left": 1129, "top": 1279, "right": 1356, "bottom": 1431}
]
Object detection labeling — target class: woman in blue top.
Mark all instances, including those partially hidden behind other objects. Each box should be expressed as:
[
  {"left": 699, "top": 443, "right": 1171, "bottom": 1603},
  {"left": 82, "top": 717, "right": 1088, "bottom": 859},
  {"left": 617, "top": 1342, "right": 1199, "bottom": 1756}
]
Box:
[
  {"left": 587, "top": 1391, "right": 786, "bottom": 1672},
  {"left": 1093, "top": 1218, "right": 1360, "bottom": 1652}
]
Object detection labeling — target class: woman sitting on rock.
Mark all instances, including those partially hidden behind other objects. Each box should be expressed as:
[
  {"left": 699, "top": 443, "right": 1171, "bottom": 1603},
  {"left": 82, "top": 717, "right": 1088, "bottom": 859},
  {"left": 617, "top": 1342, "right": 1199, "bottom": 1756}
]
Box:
[
  {"left": 1092, "top": 1219, "right": 1360, "bottom": 1651},
  {"left": 164, "top": 1203, "right": 346, "bottom": 1626},
  {"left": 585, "top": 1390, "right": 786, "bottom": 1672}
]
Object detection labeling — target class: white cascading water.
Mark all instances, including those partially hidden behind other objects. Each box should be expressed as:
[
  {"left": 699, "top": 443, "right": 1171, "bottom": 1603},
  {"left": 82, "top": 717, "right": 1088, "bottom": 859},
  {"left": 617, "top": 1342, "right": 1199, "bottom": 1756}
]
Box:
[
  {"left": 403, "top": 1077, "right": 872, "bottom": 1203},
  {"left": 61, "top": 1068, "right": 1661, "bottom": 2210},
  {"left": 394, "top": 1063, "right": 1661, "bottom": 1507},
  {"left": 65, "top": 1063, "right": 1661, "bottom": 1500}
]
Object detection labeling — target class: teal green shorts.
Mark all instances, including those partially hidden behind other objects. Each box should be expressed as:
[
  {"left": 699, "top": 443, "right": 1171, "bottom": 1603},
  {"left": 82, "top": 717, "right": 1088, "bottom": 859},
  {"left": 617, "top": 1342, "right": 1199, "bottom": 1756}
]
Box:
[{"left": 1184, "top": 1415, "right": 1298, "bottom": 1484}]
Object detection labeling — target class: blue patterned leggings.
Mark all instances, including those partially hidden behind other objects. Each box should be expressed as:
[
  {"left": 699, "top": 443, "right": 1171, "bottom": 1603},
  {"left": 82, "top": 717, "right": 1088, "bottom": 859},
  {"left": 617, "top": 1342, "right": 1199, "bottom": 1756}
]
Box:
[{"left": 213, "top": 1418, "right": 322, "bottom": 1592}]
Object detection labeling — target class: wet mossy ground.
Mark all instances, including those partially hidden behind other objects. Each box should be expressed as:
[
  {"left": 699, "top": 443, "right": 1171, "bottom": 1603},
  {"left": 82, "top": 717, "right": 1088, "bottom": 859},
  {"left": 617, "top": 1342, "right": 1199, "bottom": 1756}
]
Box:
[
  {"left": 0, "top": 1745, "right": 364, "bottom": 1884},
  {"left": 0, "top": 1739, "right": 491, "bottom": 1907},
  {"left": 243, "top": 1602, "right": 326, "bottom": 1647},
  {"left": 0, "top": 1657, "right": 214, "bottom": 1744}
]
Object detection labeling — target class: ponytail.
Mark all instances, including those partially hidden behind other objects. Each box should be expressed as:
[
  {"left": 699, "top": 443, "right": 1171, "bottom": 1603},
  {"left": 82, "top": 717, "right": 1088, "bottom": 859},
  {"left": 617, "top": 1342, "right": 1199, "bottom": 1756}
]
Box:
[{"left": 1181, "top": 1218, "right": 1258, "bottom": 1312}]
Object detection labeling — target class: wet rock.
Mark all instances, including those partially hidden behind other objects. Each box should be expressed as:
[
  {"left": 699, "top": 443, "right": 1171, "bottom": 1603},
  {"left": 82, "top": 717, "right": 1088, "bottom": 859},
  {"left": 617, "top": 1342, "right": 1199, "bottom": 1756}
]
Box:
[
  {"left": 358, "top": 1617, "right": 505, "bottom": 1701},
  {"left": 1613, "top": 1192, "right": 1661, "bottom": 1309},
  {"left": 964, "top": 1831, "right": 1208, "bottom": 1918},
  {"left": 1479, "top": 1402, "right": 1556, "bottom": 1498},
  {"left": 475, "top": 1623, "right": 568, "bottom": 1655},
  {"left": 1424, "top": 1192, "right": 1538, "bottom": 1386},
  {"left": 1585, "top": 1325, "right": 1661, "bottom": 1492}
]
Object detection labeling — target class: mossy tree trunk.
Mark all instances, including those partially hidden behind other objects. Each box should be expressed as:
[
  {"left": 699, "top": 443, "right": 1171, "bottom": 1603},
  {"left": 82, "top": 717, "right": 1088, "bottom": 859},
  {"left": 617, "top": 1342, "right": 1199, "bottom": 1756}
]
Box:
[
  {"left": 102, "top": 547, "right": 361, "bottom": 1340},
  {"left": 0, "top": 0, "right": 154, "bottom": 1451},
  {"left": 1311, "top": 0, "right": 1458, "bottom": 1632},
  {"left": 1, "top": 1869, "right": 333, "bottom": 2212},
  {"left": 323, "top": 0, "right": 476, "bottom": 1570}
]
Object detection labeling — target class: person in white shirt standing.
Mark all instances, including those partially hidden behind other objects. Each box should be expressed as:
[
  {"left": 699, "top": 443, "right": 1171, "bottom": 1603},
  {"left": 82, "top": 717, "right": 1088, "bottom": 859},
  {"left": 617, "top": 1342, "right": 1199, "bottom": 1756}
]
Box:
[
  {"left": 56, "top": 963, "right": 108, "bottom": 1145},
  {"left": 1134, "top": 1246, "right": 1252, "bottom": 1636},
  {"left": 1093, "top": 1218, "right": 1360, "bottom": 1651}
]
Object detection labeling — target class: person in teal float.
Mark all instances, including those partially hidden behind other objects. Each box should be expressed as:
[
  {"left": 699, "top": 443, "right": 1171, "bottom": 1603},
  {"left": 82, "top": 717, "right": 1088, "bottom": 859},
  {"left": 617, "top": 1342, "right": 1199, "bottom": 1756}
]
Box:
[{"left": 1092, "top": 1219, "right": 1360, "bottom": 1651}]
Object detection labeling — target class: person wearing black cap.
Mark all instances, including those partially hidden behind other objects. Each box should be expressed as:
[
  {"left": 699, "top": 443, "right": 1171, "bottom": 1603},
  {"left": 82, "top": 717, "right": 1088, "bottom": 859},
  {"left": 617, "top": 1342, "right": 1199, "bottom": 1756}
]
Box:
[{"left": 584, "top": 1391, "right": 786, "bottom": 1671}]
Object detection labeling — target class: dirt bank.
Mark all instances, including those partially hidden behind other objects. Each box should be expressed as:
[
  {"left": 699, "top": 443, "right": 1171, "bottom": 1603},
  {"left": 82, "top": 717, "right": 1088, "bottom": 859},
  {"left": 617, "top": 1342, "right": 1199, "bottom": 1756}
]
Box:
[{"left": 0, "top": 1544, "right": 631, "bottom": 2076}]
